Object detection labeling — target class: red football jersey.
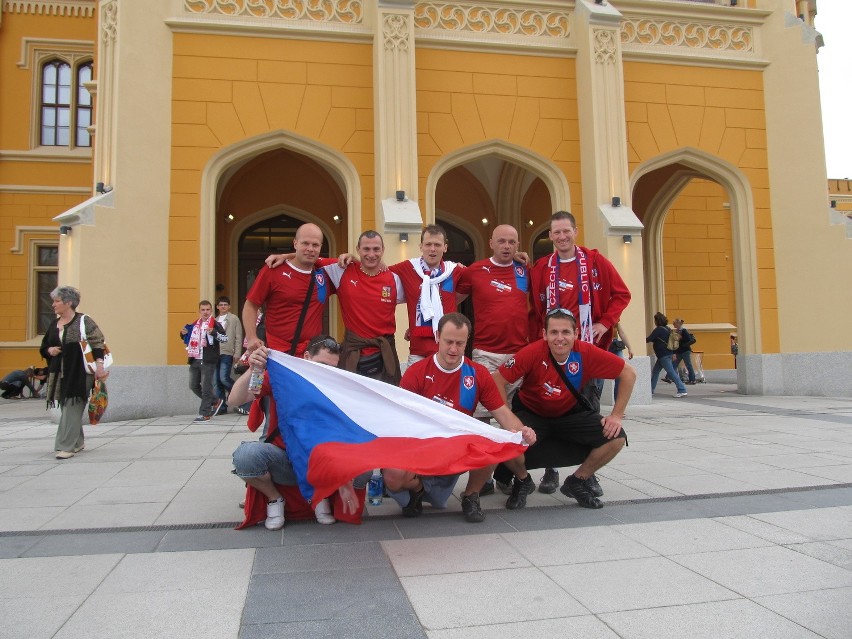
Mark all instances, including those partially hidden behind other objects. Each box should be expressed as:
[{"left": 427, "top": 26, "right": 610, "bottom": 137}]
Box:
[
  {"left": 456, "top": 258, "right": 530, "bottom": 353},
  {"left": 391, "top": 259, "right": 464, "bottom": 357},
  {"left": 498, "top": 339, "right": 624, "bottom": 417},
  {"left": 401, "top": 355, "right": 504, "bottom": 416},
  {"left": 246, "top": 261, "right": 335, "bottom": 355}
]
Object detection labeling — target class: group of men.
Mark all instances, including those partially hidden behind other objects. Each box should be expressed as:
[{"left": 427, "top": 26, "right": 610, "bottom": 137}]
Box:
[
  {"left": 227, "top": 211, "right": 637, "bottom": 529},
  {"left": 180, "top": 296, "right": 244, "bottom": 422}
]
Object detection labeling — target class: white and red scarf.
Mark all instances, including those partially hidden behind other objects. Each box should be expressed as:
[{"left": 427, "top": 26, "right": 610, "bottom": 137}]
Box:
[
  {"left": 546, "top": 247, "right": 594, "bottom": 344},
  {"left": 411, "top": 257, "right": 458, "bottom": 337},
  {"left": 186, "top": 316, "right": 214, "bottom": 359}
]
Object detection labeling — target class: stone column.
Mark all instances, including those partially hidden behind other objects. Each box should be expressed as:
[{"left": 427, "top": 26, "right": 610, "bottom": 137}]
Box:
[{"left": 575, "top": 0, "right": 650, "bottom": 405}]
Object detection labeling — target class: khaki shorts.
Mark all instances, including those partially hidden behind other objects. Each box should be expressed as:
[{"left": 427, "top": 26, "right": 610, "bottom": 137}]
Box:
[{"left": 472, "top": 349, "right": 521, "bottom": 420}]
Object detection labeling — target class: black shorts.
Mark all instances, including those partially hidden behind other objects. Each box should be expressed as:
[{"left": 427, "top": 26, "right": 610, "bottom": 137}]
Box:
[{"left": 513, "top": 396, "right": 628, "bottom": 451}]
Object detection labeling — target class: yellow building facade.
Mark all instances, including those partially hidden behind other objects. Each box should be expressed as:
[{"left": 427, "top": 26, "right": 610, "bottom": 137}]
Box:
[{"left": 1, "top": 0, "right": 849, "bottom": 416}]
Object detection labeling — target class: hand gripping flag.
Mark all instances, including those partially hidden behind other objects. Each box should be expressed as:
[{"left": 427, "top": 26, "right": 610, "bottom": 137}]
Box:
[{"left": 266, "top": 350, "right": 528, "bottom": 503}]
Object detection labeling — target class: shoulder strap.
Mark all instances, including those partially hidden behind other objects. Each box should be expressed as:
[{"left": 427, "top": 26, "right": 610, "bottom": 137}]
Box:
[
  {"left": 289, "top": 271, "right": 316, "bottom": 356},
  {"left": 79, "top": 314, "right": 88, "bottom": 341},
  {"left": 548, "top": 350, "right": 586, "bottom": 407}
]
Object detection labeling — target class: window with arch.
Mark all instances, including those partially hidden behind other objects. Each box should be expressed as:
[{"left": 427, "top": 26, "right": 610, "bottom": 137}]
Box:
[{"left": 40, "top": 58, "right": 93, "bottom": 148}]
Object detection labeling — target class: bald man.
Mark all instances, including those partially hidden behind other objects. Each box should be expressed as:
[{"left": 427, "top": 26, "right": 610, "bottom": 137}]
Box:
[{"left": 243, "top": 223, "right": 336, "bottom": 357}]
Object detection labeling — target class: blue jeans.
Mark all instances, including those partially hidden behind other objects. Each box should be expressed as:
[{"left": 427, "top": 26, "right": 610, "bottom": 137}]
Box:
[
  {"left": 651, "top": 355, "right": 686, "bottom": 394},
  {"left": 674, "top": 351, "right": 696, "bottom": 383},
  {"left": 214, "top": 355, "right": 234, "bottom": 399}
]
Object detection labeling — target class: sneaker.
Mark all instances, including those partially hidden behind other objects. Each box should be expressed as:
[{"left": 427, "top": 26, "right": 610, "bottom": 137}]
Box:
[
  {"left": 538, "top": 467, "right": 559, "bottom": 494},
  {"left": 72, "top": 444, "right": 85, "bottom": 453},
  {"left": 314, "top": 498, "right": 336, "bottom": 525},
  {"left": 496, "top": 480, "right": 513, "bottom": 495},
  {"left": 461, "top": 492, "right": 485, "bottom": 523},
  {"left": 212, "top": 399, "right": 225, "bottom": 416},
  {"left": 236, "top": 406, "right": 249, "bottom": 415},
  {"left": 55, "top": 451, "right": 74, "bottom": 459},
  {"left": 505, "top": 474, "right": 536, "bottom": 510},
  {"left": 586, "top": 474, "right": 604, "bottom": 497},
  {"left": 560, "top": 474, "right": 603, "bottom": 509},
  {"left": 686, "top": 381, "right": 697, "bottom": 385},
  {"left": 662, "top": 377, "right": 673, "bottom": 384},
  {"left": 402, "top": 486, "right": 424, "bottom": 518},
  {"left": 238, "top": 498, "right": 245, "bottom": 509},
  {"left": 674, "top": 392, "right": 688, "bottom": 398},
  {"left": 265, "top": 497, "right": 285, "bottom": 530},
  {"left": 192, "top": 415, "right": 210, "bottom": 423},
  {"left": 479, "top": 480, "right": 495, "bottom": 496}
]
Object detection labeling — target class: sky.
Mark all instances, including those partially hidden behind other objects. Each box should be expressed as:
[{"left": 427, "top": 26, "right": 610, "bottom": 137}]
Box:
[{"left": 814, "top": 1, "right": 852, "bottom": 179}]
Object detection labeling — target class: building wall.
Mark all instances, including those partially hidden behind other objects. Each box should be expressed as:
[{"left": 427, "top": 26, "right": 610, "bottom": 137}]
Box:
[
  {"left": 623, "top": 61, "right": 779, "bottom": 355},
  {"left": 415, "top": 49, "right": 582, "bottom": 227},
  {"left": 0, "top": 7, "right": 95, "bottom": 368},
  {"left": 662, "top": 179, "right": 736, "bottom": 370},
  {"left": 168, "top": 33, "right": 374, "bottom": 364}
]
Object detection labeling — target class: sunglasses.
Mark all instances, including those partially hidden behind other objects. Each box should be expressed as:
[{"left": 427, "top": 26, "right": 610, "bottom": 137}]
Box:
[
  {"left": 307, "top": 337, "right": 341, "bottom": 353},
  {"left": 545, "top": 307, "right": 576, "bottom": 320}
]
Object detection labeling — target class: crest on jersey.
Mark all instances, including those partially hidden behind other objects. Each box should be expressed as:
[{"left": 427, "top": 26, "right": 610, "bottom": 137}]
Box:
[
  {"left": 463, "top": 376, "right": 475, "bottom": 390},
  {"left": 503, "top": 358, "right": 515, "bottom": 369},
  {"left": 315, "top": 272, "right": 325, "bottom": 286},
  {"left": 382, "top": 286, "right": 391, "bottom": 298},
  {"left": 568, "top": 361, "right": 580, "bottom": 375}
]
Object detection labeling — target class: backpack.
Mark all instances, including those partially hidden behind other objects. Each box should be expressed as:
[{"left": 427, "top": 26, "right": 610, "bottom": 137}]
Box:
[{"left": 666, "top": 327, "right": 680, "bottom": 351}]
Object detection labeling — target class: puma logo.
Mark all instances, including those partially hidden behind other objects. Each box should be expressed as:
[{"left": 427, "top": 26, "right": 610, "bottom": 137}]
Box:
[
  {"left": 541, "top": 360, "right": 549, "bottom": 370},
  {"left": 281, "top": 271, "right": 292, "bottom": 279},
  {"left": 425, "top": 375, "right": 435, "bottom": 382},
  {"left": 481, "top": 265, "right": 492, "bottom": 273},
  {"left": 350, "top": 280, "right": 358, "bottom": 287}
]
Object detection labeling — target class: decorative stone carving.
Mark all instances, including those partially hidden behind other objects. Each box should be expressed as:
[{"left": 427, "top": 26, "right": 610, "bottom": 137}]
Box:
[
  {"left": 621, "top": 18, "right": 753, "bottom": 52},
  {"left": 102, "top": 0, "right": 117, "bottom": 45},
  {"left": 383, "top": 14, "right": 409, "bottom": 52},
  {"left": 414, "top": 2, "right": 569, "bottom": 38},
  {"left": 184, "top": 0, "right": 362, "bottom": 24},
  {"left": 593, "top": 28, "right": 617, "bottom": 64},
  {"left": 2, "top": 0, "right": 95, "bottom": 17}
]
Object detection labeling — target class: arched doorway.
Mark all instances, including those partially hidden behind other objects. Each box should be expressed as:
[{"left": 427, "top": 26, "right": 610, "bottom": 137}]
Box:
[{"left": 631, "top": 148, "right": 761, "bottom": 371}]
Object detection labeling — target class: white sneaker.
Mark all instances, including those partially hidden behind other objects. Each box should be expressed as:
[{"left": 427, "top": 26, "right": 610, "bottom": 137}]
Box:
[
  {"left": 314, "top": 498, "right": 336, "bottom": 525},
  {"left": 674, "top": 392, "right": 688, "bottom": 398},
  {"left": 265, "top": 497, "right": 285, "bottom": 530}
]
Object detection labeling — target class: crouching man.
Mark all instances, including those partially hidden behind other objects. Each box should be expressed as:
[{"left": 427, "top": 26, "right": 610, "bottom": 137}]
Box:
[
  {"left": 383, "top": 313, "right": 536, "bottom": 523},
  {"left": 493, "top": 308, "right": 635, "bottom": 510}
]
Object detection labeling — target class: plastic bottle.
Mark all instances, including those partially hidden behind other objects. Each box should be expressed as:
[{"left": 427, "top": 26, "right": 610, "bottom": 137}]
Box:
[
  {"left": 247, "top": 364, "right": 264, "bottom": 394},
  {"left": 367, "top": 469, "right": 384, "bottom": 506}
]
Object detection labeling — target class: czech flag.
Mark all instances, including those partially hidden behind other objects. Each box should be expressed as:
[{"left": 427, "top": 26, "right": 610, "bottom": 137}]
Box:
[{"left": 266, "top": 350, "right": 527, "bottom": 503}]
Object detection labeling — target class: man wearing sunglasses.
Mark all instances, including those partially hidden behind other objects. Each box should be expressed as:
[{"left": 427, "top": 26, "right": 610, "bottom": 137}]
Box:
[
  {"left": 527, "top": 210, "right": 631, "bottom": 495},
  {"left": 493, "top": 308, "right": 635, "bottom": 510}
]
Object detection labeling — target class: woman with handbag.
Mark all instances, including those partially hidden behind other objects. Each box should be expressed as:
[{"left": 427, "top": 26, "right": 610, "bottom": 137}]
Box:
[{"left": 39, "top": 286, "right": 109, "bottom": 459}]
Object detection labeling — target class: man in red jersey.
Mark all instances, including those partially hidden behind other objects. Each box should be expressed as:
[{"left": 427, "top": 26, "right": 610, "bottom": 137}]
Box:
[
  {"left": 527, "top": 211, "right": 631, "bottom": 494},
  {"left": 494, "top": 309, "right": 635, "bottom": 511},
  {"left": 243, "top": 223, "right": 335, "bottom": 357},
  {"left": 456, "top": 224, "right": 530, "bottom": 495},
  {"left": 389, "top": 224, "right": 465, "bottom": 365},
  {"left": 385, "top": 312, "right": 536, "bottom": 523},
  {"left": 315, "top": 230, "right": 406, "bottom": 383}
]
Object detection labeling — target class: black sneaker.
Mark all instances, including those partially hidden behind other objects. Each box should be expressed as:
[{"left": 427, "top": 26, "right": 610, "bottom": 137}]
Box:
[
  {"left": 479, "top": 480, "right": 495, "bottom": 496},
  {"left": 505, "top": 474, "right": 536, "bottom": 510},
  {"left": 586, "top": 474, "right": 604, "bottom": 498},
  {"left": 402, "top": 486, "right": 424, "bottom": 518},
  {"left": 560, "top": 474, "right": 603, "bottom": 509},
  {"left": 212, "top": 399, "right": 225, "bottom": 416},
  {"left": 461, "top": 492, "right": 485, "bottom": 523},
  {"left": 538, "top": 468, "right": 559, "bottom": 494},
  {"left": 496, "top": 480, "right": 513, "bottom": 495}
]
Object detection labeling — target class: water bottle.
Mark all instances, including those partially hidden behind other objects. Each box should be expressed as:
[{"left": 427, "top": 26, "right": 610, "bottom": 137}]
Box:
[
  {"left": 368, "top": 469, "right": 384, "bottom": 506},
  {"left": 247, "top": 364, "right": 264, "bottom": 394}
]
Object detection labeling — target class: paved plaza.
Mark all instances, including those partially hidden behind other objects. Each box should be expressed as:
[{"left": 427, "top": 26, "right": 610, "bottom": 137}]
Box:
[{"left": 1, "top": 375, "right": 851, "bottom": 638}]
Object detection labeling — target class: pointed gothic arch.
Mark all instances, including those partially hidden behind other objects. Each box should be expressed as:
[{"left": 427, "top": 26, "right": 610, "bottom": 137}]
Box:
[
  {"left": 631, "top": 147, "right": 760, "bottom": 356},
  {"left": 199, "top": 130, "right": 361, "bottom": 294}
]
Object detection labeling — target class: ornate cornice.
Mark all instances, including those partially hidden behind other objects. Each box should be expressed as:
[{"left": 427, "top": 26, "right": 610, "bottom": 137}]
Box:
[
  {"left": 1, "top": 0, "right": 94, "bottom": 17},
  {"left": 413, "top": 2, "right": 569, "bottom": 38},
  {"left": 183, "top": 0, "right": 362, "bottom": 24},
  {"left": 621, "top": 17, "right": 752, "bottom": 53}
]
